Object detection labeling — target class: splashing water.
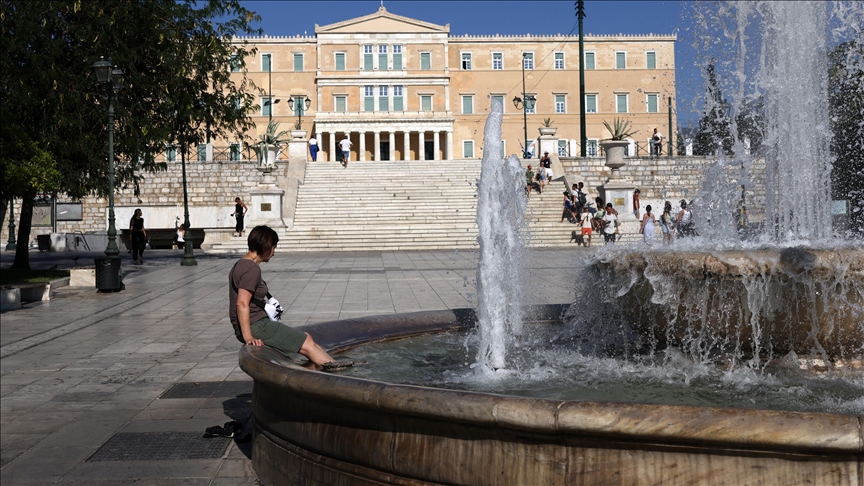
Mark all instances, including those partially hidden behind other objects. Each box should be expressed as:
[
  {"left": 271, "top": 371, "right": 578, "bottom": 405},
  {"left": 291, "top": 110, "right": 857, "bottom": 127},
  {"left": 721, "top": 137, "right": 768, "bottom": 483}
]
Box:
[{"left": 474, "top": 97, "right": 528, "bottom": 372}]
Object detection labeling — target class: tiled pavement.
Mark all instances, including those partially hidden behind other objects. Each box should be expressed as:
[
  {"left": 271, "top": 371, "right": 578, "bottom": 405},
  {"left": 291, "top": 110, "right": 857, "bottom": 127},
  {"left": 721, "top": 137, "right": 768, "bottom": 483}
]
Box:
[{"left": 1, "top": 247, "right": 586, "bottom": 485}]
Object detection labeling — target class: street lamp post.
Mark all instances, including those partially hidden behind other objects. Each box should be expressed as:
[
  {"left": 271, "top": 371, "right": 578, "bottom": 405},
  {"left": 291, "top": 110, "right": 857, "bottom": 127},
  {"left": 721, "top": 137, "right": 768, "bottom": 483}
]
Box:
[
  {"left": 92, "top": 57, "right": 124, "bottom": 258},
  {"left": 512, "top": 53, "right": 536, "bottom": 159},
  {"left": 262, "top": 54, "right": 280, "bottom": 166},
  {"left": 180, "top": 146, "right": 197, "bottom": 266},
  {"left": 5, "top": 199, "right": 16, "bottom": 251},
  {"left": 287, "top": 95, "right": 312, "bottom": 129},
  {"left": 576, "top": 0, "right": 588, "bottom": 157}
]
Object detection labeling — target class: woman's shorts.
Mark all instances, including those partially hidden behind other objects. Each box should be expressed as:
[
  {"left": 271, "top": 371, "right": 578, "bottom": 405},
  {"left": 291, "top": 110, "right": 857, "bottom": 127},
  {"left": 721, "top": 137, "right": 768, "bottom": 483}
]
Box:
[
  {"left": 250, "top": 318, "right": 308, "bottom": 357},
  {"left": 581, "top": 227, "right": 592, "bottom": 235},
  {"left": 661, "top": 223, "right": 670, "bottom": 234}
]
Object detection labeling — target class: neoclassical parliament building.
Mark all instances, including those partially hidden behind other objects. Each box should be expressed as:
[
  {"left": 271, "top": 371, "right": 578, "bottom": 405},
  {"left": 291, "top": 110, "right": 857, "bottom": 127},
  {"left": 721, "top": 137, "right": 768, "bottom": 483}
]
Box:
[{"left": 224, "top": 5, "right": 677, "bottom": 162}]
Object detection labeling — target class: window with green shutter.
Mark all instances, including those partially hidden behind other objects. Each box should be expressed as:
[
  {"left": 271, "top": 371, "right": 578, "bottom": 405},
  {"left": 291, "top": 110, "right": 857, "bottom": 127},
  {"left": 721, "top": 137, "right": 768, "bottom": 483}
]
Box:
[
  {"left": 335, "top": 96, "right": 346, "bottom": 112},
  {"left": 647, "top": 94, "right": 658, "bottom": 113},
  {"left": 197, "top": 144, "right": 207, "bottom": 161},
  {"left": 463, "top": 140, "right": 474, "bottom": 158},
  {"left": 378, "top": 45, "right": 387, "bottom": 70},
  {"left": 585, "top": 52, "right": 595, "bottom": 70},
  {"left": 379, "top": 86, "right": 389, "bottom": 111},
  {"left": 166, "top": 146, "right": 177, "bottom": 162},
  {"left": 262, "top": 54, "right": 271, "bottom": 72},
  {"left": 364, "top": 86, "right": 374, "bottom": 112},
  {"left": 363, "top": 45, "right": 373, "bottom": 70},
  {"left": 230, "top": 143, "right": 241, "bottom": 161},
  {"left": 393, "top": 86, "right": 403, "bottom": 111},
  {"left": 335, "top": 52, "right": 345, "bottom": 71},
  {"left": 293, "top": 53, "right": 303, "bottom": 72},
  {"left": 616, "top": 94, "right": 628, "bottom": 113},
  {"left": 393, "top": 45, "right": 403, "bottom": 70},
  {"left": 421, "top": 95, "right": 432, "bottom": 112},
  {"left": 616, "top": 52, "right": 626, "bottom": 69},
  {"left": 586, "top": 94, "right": 597, "bottom": 113},
  {"left": 420, "top": 52, "right": 430, "bottom": 70},
  {"left": 462, "top": 95, "right": 473, "bottom": 114},
  {"left": 229, "top": 55, "right": 240, "bottom": 72},
  {"left": 555, "top": 95, "right": 566, "bottom": 113},
  {"left": 646, "top": 51, "right": 656, "bottom": 69},
  {"left": 492, "top": 95, "right": 504, "bottom": 112}
]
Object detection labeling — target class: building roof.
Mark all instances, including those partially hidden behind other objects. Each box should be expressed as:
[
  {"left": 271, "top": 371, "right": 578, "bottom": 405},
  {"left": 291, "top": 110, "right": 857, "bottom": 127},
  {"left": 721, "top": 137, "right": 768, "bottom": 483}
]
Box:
[{"left": 315, "top": 6, "right": 449, "bottom": 35}]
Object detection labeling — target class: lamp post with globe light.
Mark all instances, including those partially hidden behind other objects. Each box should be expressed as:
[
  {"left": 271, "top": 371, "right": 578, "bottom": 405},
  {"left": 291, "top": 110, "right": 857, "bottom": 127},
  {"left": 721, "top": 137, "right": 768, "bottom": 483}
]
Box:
[
  {"left": 91, "top": 57, "right": 124, "bottom": 258},
  {"left": 513, "top": 53, "right": 536, "bottom": 159}
]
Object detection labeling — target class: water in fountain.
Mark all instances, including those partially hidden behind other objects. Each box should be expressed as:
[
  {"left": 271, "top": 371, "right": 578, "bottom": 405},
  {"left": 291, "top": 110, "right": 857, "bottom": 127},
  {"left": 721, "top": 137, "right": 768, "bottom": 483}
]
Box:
[{"left": 473, "top": 97, "right": 528, "bottom": 372}]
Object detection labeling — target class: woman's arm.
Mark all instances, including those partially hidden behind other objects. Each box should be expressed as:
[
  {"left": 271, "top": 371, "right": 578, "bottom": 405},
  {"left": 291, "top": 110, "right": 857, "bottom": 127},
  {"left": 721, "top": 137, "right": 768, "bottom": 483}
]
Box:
[
  {"left": 236, "top": 288, "right": 264, "bottom": 346},
  {"left": 241, "top": 202, "right": 248, "bottom": 215}
]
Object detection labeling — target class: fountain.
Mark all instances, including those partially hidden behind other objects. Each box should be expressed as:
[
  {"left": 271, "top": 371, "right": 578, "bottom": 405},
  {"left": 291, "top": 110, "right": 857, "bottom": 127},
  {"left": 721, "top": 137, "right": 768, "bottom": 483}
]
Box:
[{"left": 240, "top": 3, "right": 862, "bottom": 484}]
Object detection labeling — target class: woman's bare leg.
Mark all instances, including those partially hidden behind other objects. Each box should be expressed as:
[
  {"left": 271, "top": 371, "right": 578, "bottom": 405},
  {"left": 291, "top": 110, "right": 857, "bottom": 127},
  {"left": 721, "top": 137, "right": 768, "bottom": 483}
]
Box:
[{"left": 299, "top": 333, "right": 334, "bottom": 365}]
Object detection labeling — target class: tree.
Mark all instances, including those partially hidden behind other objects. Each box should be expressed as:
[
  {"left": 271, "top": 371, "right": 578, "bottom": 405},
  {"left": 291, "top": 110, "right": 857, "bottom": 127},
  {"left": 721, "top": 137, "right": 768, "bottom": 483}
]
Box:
[
  {"left": 693, "top": 63, "right": 734, "bottom": 156},
  {"left": 735, "top": 96, "right": 765, "bottom": 156},
  {"left": 0, "top": 0, "right": 261, "bottom": 268},
  {"left": 828, "top": 40, "right": 864, "bottom": 237}
]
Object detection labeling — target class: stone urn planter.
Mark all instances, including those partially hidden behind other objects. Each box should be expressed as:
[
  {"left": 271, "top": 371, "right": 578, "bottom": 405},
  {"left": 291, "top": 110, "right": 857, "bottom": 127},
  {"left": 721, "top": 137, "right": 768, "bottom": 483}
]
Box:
[
  {"left": 290, "top": 129, "right": 307, "bottom": 140},
  {"left": 255, "top": 143, "right": 279, "bottom": 167},
  {"left": 538, "top": 126, "right": 557, "bottom": 136},
  {"left": 600, "top": 140, "right": 630, "bottom": 179}
]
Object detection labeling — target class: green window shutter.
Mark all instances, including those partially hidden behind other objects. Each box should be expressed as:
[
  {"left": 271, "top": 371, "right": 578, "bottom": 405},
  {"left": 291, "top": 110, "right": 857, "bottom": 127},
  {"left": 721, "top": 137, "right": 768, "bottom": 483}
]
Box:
[
  {"left": 335, "top": 53, "right": 345, "bottom": 71},
  {"left": 421, "top": 53, "right": 430, "bottom": 70},
  {"left": 393, "top": 54, "right": 402, "bottom": 70},
  {"left": 647, "top": 94, "right": 658, "bottom": 113},
  {"left": 393, "top": 96, "right": 403, "bottom": 111},
  {"left": 585, "top": 52, "right": 595, "bottom": 70},
  {"left": 364, "top": 54, "right": 373, "bottom": 70},
  {"left": 421, "top": 95, "right": 431, "bottom": 111},
  {"left": 379, "top": 96, "right": 389, "bottom": 112},
  {"left": 197, "top": 144, "right": 206, "bottom": 161},
  {"left": 379, "top": 54, "right": 387, "bottom": 70},
  {"left": 586, "top": 95, "right": 596, "bottom": 113},
  {"left": 293, "top": 54, "right": 303, "bottom": 72},
  {"left": 492, "top": 95, "right": 504, "bottom": 111},
  {"left": 647, "top": 52, "right": 656, "bottom": 69},
  {"left": 463, "top": 141, "right": 474, "bottom": 158},
  {"left": 364, "top": 97, "right": 374, "bottom": 112},
  {"left": 616, "top": 52, "right": 626, "bottom": 69},
  {"left": 617, "top": 95, "right": 627, "bottom": 113},
  {"left": 462, "top": 96, "right": 472, "bottom": 114},
  {"left": 262, "top": 54, "right": 271, "bottom": 72},
  {"left": 336, "top": 96, "right": 346, "bottom": 112}
]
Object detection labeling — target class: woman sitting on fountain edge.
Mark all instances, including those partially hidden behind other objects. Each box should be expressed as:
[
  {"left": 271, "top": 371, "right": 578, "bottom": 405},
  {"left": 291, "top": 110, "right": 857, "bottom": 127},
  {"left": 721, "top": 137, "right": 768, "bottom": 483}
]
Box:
[{"left": 229, "top": 225, "right": 338, "bottom": 369}]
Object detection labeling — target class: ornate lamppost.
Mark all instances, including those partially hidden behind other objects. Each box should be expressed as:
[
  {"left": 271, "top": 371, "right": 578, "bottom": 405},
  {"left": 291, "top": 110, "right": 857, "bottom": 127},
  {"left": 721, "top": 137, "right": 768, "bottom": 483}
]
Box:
[
  {"left": 180, "top": 146, "right": 197, "bottom": 266},
  {"left": 513, "top": 53, "right": 536, "bottom": 159},
  {"left": 287, "top": 95, "right": 311, "bottom": 129},
  {"left": 262, "top": 53, "right": 280, "bottom": 167},
  {"left": 5, "top": 199, "right": 16, "bottom": 251},
  {"left": 91, "top": 57, "right": 124, "bottom": 258}
]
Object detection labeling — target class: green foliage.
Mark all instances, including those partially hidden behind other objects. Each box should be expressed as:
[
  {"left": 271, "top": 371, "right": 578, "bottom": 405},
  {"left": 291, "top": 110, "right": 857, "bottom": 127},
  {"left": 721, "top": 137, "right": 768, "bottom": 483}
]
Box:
[
  {"left": 601, "top": 118, "right": 636, "bottom": 140},
  {"left": 693, "top": 63, "right": 733, "bottom": 156},
  {"left": 0, "top": 125, "right": 62, "bottom": 199},
  {"left": 258, "top": 120, "right": 290, "bottom": 146},
  {"left": 541, "top": 117, "right": 554, "bottom": 127}
]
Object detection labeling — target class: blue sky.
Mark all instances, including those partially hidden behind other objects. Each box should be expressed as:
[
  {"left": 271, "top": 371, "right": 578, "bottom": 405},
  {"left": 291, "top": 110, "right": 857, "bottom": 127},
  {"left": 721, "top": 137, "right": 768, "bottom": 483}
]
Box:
[{"left": 240, "top": 0, "right": 703, "bottom": 124}]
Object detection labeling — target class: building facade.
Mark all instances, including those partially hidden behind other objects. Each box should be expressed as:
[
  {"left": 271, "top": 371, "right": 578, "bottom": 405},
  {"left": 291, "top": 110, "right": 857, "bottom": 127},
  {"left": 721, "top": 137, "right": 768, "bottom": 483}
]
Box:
[{"left": 226, "top": 6, "right": 677, "bottom": 162}]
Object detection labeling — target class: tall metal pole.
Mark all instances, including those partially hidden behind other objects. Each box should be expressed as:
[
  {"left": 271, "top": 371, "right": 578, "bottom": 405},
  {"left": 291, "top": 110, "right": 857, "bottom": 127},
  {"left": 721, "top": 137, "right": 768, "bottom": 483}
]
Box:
[
  {"left": 180, "top": 148, "right": 197, "bottom": 266},
  {"left": 668, "top": 96, "right": 674, "bottom": 156},
  {"left": 5, "top": 199, "right": 16, "bottom": 251},
  {"left": 577, "top": 0, "right": 587, "bottom": 157},
  {"left": 521, "top": 53, "right": 529, "bottom": 159},
  {"left": 105, "top": 88, "right": 119, "bottom": 258}
]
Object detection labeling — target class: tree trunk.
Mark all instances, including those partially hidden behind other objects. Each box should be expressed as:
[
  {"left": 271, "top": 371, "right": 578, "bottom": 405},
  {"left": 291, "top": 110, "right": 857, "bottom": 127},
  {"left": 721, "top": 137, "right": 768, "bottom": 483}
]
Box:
[{"left": 11, "top": 192, "right": 35, "bottom": 270}]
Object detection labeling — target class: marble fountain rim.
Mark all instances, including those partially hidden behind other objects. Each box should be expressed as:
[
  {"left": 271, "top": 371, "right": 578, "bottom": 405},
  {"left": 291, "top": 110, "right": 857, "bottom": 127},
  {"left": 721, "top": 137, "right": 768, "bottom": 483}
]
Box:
[{"left": 238, "top": 304, "right": 864, "bottom": 456}]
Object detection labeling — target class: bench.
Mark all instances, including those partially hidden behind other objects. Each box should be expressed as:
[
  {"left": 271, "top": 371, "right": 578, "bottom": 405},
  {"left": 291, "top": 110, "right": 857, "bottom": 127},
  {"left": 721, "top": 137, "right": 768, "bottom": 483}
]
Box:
[{"left": 121, "top": 228, "right": 205, "bottom": 250}]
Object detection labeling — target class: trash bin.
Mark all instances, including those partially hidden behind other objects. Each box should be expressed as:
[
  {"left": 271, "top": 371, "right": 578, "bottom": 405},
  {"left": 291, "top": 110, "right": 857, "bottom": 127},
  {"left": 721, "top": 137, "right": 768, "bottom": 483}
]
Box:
[
  {"left": 37, "top": 234, "right": 51, "bottom": 252},
  {"left": 94, "top": 258, "right": 123, "bottom": 292}
]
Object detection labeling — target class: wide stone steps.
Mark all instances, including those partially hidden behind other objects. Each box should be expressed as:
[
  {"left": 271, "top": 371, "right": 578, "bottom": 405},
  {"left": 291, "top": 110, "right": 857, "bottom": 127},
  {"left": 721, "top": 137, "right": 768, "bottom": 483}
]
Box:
[{"left": 208, "top": 160, "right": 647, "bottom": 252}]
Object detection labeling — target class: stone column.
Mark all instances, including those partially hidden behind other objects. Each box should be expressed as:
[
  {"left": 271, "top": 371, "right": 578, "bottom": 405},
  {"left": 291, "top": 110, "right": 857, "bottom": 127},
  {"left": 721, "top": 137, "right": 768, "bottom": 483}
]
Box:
[
  {"left": 419, "top": 131, "right": 426, "bottom": 161},
  {"left": 389, "top": 132, "right": 395, "bottom": 161},
  {"left": 433, "top": 131, "right": 440, "bottom": 161},
  {"left": 329, "top": 133, "right": 337, "bottom": 162},
  {"left": 404, "top": 131, "right": 411, "bottom": 161},
  {"left": 359, "top": 131, "right": 366, "bottom": 162},
  {"left": 446, "top": 131, "right": 453, "bottom": 161},
  {"left": 316, "top": 131, "right": 322, "bottom": 161},
  {"left": 374, "top": 131, "right": 381, "bottom": 161}
]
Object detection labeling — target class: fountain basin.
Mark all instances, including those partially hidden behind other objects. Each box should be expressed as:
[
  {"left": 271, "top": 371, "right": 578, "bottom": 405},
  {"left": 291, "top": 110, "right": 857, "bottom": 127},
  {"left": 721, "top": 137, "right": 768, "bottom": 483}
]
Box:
[
  {"left": 589, "top": 248, "right": 864, "bottom": 357},
  {"left": 239, "top": 306, "right": 862, "bottom": 486}
]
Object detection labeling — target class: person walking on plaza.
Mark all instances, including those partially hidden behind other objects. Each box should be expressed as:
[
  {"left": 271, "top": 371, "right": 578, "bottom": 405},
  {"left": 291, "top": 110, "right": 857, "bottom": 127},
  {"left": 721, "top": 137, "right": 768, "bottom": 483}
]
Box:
[
  {"left": 579, "top": 205, "right": 593, "bottom": 247},
  {"left": 561, "top": 191, "right": 576, "bottom": 223},
  {"left": 640, "top": 204, "right": 656, "bottom": 246},
  {"left": 525, "top": 165, "right": 536, "bottom": 198},
  {"left": 633, "top": 188, "right": 641, "bottom": 219},
  {"left": 339, "top": 135, "right": 352, "bottom": 167},
  {"left": 229, "top": 225, "right": 341, "bottom": 369},
  {"left": 308, "top": 136, "right": 319, "bottom": 162},
  {"left": 129, "top": 209, "right": 147, "bottom": 264},
  {"left": 603, "top": 202, "right": 619, "bottom": 245},
  {"left": 231, "top": 197, "right": 248, "bottom": 237},
  {"left": 661, "top": 201, "right": 675, "bottom": 245}
]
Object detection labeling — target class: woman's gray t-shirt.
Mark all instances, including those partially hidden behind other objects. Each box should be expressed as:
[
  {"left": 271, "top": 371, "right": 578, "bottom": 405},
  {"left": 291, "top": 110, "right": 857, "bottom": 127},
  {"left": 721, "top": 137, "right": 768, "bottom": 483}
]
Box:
[{"left": 229, "top": 258, "right": 269, "bottom": 334}]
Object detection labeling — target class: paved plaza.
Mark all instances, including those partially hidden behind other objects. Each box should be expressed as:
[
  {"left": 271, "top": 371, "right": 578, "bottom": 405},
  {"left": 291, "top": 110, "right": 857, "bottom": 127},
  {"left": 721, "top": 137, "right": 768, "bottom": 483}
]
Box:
[{"left": 1, "top": 247, "right": 584, "bottom": 485}]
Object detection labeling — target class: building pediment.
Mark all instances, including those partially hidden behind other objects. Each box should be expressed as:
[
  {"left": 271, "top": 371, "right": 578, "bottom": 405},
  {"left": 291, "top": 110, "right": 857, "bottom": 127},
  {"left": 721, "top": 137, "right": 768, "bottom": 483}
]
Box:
[{"left": 315, "top": 6, "right": 449, "bottom": 35}]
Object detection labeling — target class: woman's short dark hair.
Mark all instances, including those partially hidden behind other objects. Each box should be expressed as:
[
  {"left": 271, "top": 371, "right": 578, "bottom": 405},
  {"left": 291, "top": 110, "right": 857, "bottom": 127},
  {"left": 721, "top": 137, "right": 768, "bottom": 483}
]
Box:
[
  {"left": 646, "top": 204, "right": 652, "bottom": 213},
  {"left": 247, "top": 226, "right": 279, "bottom": 255}
]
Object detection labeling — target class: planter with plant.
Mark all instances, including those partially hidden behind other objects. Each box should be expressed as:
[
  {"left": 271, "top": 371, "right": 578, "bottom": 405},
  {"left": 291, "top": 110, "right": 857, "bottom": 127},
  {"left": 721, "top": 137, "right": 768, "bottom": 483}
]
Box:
[
  {"left": 600, "top": 118, "right": 637, "bottom": 177},
  {"left": 256, "top": 120, "right": 290, "bottom": 166},
  {"left": 290, "top": 119, "right": 308, "bottom": 139},
  {"left": 538, "top": 117, "right": 557, "bottom": 136}
]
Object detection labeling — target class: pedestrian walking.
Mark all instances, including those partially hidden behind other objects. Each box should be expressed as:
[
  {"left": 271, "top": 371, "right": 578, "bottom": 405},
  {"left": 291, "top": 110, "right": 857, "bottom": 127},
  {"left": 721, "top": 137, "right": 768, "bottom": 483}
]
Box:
[
  {"left": 231, "top": 197, "right": 248, "bottom": 237},
  {"left": 640, "top": 204, "right": 656, "bottom": 246},
  {"left": 308, "top": 137, "right": 319, "bottom": 162},
  {"left": 129, "top": 208, "right": 147, "bottom": 264}
]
